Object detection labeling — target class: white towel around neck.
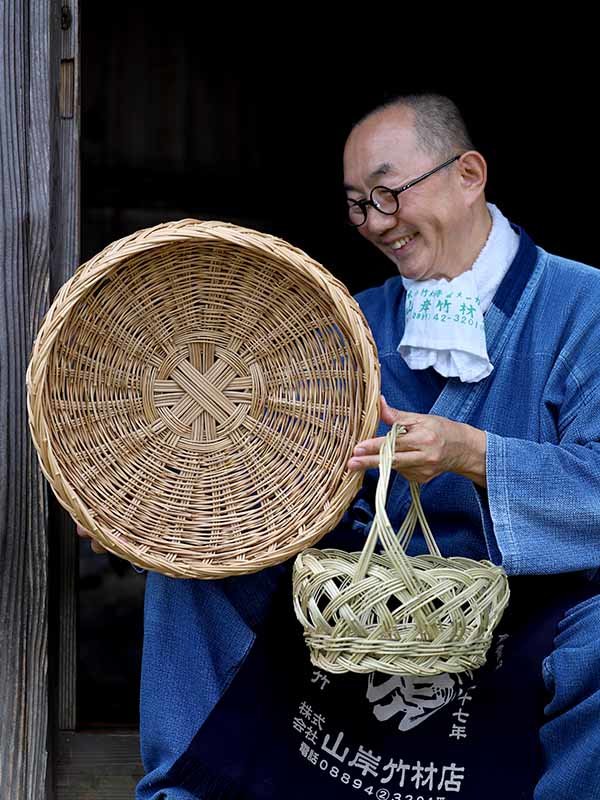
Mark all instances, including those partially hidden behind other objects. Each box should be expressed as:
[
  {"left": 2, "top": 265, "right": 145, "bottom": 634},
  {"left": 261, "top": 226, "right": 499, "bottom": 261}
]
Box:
[{"left": 398, "top": 204, "right": 519, "bottom": 382}]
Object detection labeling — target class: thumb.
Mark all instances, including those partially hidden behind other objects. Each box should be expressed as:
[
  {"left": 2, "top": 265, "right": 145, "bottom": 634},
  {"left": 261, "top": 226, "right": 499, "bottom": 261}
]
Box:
[
  {"left": 380, "top": 394, "right": 399, "bottom": 424},
  {"left": 380, "top": 396, "right": 417, "bottom": 427}
]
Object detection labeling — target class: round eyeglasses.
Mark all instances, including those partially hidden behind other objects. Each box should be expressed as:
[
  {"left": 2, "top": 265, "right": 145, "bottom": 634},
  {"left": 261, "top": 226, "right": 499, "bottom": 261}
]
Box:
[{"left": 346, "top": 154, "right": 462, "bottom": 227}]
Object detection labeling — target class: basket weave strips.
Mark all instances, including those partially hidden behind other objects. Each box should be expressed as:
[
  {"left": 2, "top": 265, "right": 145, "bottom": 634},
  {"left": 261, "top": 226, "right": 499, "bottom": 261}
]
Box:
[
  {"left": 293, "top": 423, "right": 510, "bottom": 675},
  {"left": 27, "top": 219, "right": 380, "bottom": 578}
]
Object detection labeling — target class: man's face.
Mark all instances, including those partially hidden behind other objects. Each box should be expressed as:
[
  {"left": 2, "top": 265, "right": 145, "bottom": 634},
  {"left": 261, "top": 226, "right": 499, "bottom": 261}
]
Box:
[{"left": 343, "top": 108, "right": 473, "bottom": 282}]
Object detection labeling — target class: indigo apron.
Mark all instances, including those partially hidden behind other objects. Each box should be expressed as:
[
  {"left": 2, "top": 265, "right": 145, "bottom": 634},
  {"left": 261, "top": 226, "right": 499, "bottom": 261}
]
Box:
[{"left": 155, "top": 548, "right": 597, "bottom": 800}]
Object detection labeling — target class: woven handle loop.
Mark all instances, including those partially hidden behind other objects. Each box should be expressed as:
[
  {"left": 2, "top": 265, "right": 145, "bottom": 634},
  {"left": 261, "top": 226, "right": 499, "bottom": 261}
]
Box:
[{"left": 353, "top": 422, "right": 443, "bottom": 638}]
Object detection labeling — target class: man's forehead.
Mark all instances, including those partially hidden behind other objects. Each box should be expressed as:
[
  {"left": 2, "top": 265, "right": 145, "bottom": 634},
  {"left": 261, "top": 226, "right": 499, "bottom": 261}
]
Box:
[{"left": 343, "top": 110, "right": 422, "bottom": 189}]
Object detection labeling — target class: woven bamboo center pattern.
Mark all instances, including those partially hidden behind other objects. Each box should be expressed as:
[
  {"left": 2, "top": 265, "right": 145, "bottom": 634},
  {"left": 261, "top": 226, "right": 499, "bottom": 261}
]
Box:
[
  {"left": 293, "top": 424, "right": 510, "bottom": 676},
  {"left": 27, "top": 220, "right": 380, "bottom": 578},
  {"left": 151, "top": 340, "right": 254, "bottom": 440}
]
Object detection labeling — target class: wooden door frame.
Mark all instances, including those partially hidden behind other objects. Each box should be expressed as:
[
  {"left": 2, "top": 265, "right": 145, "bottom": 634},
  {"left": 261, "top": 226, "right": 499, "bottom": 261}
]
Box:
[
  {"left": 1, "top": 2, "right": 142, "bottom": 797},
  {"left": 1, "top": 1, "right": 60, "bottom": 795}
]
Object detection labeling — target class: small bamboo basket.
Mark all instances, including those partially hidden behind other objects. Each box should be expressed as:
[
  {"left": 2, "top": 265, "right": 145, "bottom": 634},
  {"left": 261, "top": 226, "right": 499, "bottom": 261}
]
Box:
[
  {"left": 293, "top": 423, "right": 510, "bottom": 675},
  {"left": 27, "top": 219, "right": 380, "bottom": 578}
]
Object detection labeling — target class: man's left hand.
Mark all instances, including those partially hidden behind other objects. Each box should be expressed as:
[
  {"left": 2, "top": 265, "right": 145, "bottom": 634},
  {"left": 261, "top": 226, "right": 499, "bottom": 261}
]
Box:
[{"left": 347, "top": 396, "right": 487, "bottom": 487}]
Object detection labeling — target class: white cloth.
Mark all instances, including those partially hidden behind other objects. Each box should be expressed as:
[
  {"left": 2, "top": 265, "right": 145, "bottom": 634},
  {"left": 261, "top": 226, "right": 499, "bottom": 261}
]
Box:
[{"left": 398, "top": 203, "right": 520, "bottom": 382}]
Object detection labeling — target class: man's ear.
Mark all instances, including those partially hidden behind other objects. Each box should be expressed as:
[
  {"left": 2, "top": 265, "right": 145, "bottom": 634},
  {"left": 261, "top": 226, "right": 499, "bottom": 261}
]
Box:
[{"left": 457, "top": 151, "right": 487, "bottom": 205}]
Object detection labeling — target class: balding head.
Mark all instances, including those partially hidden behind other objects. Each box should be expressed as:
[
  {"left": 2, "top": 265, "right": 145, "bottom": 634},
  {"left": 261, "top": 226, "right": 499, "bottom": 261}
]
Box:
[{"left": 352, "top": 93, "right": 475, "bottom": 161}]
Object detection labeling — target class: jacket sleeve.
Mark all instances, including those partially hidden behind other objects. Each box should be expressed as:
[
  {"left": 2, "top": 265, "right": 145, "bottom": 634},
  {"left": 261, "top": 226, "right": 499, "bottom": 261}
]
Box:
[{"left": 477, "top": 384, "right": 600, "bottom": 576}]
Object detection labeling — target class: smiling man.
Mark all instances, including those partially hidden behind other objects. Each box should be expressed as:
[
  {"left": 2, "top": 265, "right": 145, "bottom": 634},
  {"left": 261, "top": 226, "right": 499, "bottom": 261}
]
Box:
[{"left": 341, "top": 94, "right": 600, "bottom": 800}]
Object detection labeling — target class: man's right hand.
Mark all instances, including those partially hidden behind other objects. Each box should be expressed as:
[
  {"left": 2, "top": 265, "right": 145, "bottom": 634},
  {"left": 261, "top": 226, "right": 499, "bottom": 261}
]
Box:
[{"left": 76, "top": 524, "right": 108, "bottom": 554}]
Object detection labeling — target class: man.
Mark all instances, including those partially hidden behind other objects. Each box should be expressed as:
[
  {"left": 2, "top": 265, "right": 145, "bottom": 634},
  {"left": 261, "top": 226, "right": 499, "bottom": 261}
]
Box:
[
  {"left": 341, "top": 95, "right": 600, "bottom": 799},
  {"left": 82, "top": 94, "right": 600, "bottom": 799}
]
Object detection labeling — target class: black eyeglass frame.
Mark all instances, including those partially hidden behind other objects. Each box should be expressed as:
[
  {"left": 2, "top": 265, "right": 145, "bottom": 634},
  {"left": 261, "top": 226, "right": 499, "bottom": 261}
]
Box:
[{"left": 346, "top": 154, "right": 463, "bottom": 227}]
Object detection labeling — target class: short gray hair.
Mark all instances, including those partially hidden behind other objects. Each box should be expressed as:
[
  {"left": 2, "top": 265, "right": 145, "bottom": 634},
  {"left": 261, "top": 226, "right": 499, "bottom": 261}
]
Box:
[{"left": 357, "top": 93, "right": 475, "bottom": 158}]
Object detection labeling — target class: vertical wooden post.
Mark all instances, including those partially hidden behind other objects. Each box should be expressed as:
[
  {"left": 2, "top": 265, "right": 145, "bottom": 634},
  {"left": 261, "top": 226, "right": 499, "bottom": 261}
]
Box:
[
  {"left": 0, "top": 0, "right": 79, "bottom": 796},
  {"left": 53, "top": 0, "right": 80, "bottom": 735}
]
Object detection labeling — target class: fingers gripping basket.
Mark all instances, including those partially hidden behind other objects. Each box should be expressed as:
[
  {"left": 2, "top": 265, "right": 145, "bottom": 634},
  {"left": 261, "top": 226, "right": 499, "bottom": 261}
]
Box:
[
  {"left": 293, "top": 424, "right": 510, "bottom": 676},
  {"left": 27, "top": 219, "right": 380, "bottom": 578}
]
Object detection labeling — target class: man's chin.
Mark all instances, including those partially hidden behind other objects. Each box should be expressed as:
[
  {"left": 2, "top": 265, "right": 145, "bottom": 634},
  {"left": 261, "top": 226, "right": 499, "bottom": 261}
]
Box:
[
  {"left": 395, "top": 260, "right": 426, "bottom": 281},
  {"left": 388, "top": 250, "right": 428, "bottom": 281}
]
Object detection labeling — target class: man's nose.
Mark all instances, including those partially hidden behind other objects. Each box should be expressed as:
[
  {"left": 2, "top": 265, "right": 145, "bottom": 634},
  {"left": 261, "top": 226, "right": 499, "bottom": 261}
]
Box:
[{"left": 363, "top": 207, "right": 397, "bottom": 237}]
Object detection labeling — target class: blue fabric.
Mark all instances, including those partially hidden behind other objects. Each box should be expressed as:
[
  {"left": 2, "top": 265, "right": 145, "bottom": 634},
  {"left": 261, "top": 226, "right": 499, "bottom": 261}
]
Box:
[
  {"left": 137, "top": 566, "right": 286, "bottom": 799},
  {"left": 137, "top": 227, "right": 600, "bottom": 799},
  {"left": 536, "top": 594, "right": 600, "bottom": 799}
]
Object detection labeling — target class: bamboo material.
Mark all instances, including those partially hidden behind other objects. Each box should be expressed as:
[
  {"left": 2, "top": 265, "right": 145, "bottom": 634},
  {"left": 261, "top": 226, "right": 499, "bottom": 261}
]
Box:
[
  {"left": 293, "top": 423, "right": 510, "bottom": 675},
  {"left": 27, "top": 219, "right": 380, "bottom": 578}
]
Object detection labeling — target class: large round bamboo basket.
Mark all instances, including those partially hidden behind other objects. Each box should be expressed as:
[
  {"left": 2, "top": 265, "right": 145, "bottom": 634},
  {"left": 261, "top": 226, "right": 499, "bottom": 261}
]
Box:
[{"left": 27, "top": 219, "right": 380, "bottom": 578}]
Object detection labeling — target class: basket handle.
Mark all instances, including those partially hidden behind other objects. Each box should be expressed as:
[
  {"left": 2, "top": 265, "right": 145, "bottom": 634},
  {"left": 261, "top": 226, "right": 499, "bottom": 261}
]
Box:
[{"left": 353, "top": 423, "right": 442, "bottom": 588}]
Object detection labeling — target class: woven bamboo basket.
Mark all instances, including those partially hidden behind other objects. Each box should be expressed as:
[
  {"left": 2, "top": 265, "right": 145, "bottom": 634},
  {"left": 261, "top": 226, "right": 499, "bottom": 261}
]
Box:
[
  {"left": 27, "top": 219, "right": 380, "bottom": 578},
  {"left": 293, "top": 423, "right": 510, "bottom": 676}
]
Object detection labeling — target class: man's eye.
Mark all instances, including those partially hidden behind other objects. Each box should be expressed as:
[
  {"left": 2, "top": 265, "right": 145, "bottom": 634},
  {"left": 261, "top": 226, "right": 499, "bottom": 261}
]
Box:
[{"left": 347, "top": 201, "right": 366, "bottom": 220}]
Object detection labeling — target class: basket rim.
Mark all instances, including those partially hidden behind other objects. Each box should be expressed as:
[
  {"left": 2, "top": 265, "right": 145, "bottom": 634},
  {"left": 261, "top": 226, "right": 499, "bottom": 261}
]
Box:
[{"left": 27, "top": 218, "right": 381, "bottom": 577}]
